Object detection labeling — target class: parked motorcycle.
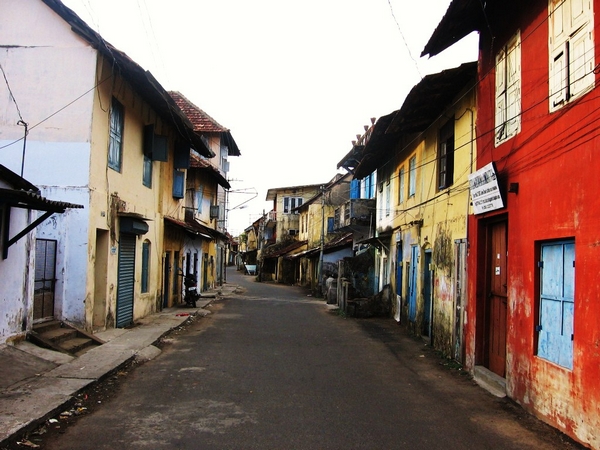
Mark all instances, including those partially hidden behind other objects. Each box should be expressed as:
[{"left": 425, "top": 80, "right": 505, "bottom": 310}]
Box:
[{"left": 179, "top": 270, "right": 200, "bottom": 308}]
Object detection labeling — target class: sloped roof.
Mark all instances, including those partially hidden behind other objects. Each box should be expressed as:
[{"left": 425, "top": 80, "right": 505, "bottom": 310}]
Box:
[
  {"left": 263, "top": 240, "right": 308, "bottom": 259},
  {"left": 169, "top": 91, "right": 241, "bottom": 157},
  {"left": 41, "top": 0, "right": 213, "bottom": 158},
  {"left": 421, "top": 0, "right": 482, "bottom": 58},
  {"left": 0, "top": 164, "right": 83, "bottom": 212},
  {"left": 265, "top": 183, "right": 324, "bottom": 201},
  {"left": 189, "top": 153, "right": 231, "bottom": 189},
  {"left": 354, "top": 62, "right": 477, "bottom": 179},
  {"left": 164, "top": 216, "right": 228, "bottom": 241}
]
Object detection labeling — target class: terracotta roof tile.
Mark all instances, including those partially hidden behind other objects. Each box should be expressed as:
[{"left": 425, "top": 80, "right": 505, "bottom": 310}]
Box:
[{"left": 169, "top": 91, "right": 229, "bottom": 133}]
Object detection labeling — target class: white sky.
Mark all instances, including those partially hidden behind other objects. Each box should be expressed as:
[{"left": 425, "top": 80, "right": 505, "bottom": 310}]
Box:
[{"left": 61, "top": 0, "right": 478, "bottom": 236}]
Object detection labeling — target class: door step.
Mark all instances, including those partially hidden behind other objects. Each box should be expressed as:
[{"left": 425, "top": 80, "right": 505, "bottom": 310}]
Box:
[
  {"left": 28, "top": 320, "right": 105, "bottom": 357},
  {"left": 473, "top": 365, "right": 507, "bottom": 398}
]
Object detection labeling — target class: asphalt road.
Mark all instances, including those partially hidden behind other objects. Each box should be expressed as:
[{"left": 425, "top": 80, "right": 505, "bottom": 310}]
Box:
[{"left": 42, "top": 268, "right": 581, "bottom": 450}]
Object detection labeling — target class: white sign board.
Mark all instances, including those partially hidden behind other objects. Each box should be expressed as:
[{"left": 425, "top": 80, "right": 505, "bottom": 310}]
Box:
[{"left": 468, "top": 162, "right": 504, "bottom": 214}]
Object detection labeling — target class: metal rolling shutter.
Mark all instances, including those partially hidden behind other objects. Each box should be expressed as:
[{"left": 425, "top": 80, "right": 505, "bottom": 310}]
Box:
[{"left": 116, "top": 234, "right": 136, "bottom": 328}]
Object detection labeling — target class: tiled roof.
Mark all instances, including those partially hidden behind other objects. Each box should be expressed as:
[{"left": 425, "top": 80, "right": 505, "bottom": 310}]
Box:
[
  {"left": 169, "top": 91, "right": 228, "bottom": 133},
  {"left": 189, "top": 153, "right": 230, "bottom": 189}
]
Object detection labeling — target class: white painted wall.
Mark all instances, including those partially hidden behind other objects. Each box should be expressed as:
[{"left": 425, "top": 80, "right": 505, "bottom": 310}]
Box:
[
  {"left": 0, "top": 208, "right": 35, "bottom": 344},
  {"left": 0, "top": 0, "right": 96, "bottom": 328}
]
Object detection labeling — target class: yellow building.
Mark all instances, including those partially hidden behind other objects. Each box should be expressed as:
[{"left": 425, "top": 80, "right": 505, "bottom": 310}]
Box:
[
  {"left": 354, "top": 63, "right": 477, "bottom": 358},
  {"left": 0, "top": 0, "right": 213, "bottom": 332}
]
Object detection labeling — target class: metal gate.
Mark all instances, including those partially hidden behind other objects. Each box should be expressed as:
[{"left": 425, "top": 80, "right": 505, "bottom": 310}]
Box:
[
  {"left": 34, "top": 239, "right": 57, "bottom": 320},
  {"left": 116, "top": 234, "right": 136, "bottom": 328}
]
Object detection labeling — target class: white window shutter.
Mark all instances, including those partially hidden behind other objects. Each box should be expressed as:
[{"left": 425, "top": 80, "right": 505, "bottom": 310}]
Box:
[
  {"left": 506, "top": 35, "right": 521, "bottom": 138},
  {"left": 570, "top": 0, "right": 586, "bottom": 30},
  {"left": 569, "top": 27, "right": 594, "bottom": 98},
  {"left": 550, "top": 45, "right": 568, "bottom": 109}
]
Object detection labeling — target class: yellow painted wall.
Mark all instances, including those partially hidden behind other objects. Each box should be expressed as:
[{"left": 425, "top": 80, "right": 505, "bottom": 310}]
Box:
[
  {"left": 87, "top": 56, "right": 188, "bottom": 329},
  {"left": 383, "top": 86, "right": 476, "bottom": 355}
]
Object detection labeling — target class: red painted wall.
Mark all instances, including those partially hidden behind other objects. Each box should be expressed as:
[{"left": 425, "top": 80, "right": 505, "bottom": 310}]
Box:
[{"left": 466, "top": 1, "right": 600, "bottom": 447}]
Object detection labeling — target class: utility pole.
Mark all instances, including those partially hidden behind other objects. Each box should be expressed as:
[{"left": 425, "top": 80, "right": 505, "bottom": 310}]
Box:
[{"left": 318, "top": 185, "right": 325, "bottom": 296}]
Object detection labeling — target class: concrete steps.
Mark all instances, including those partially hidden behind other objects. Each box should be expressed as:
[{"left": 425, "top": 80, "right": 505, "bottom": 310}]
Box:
[
  {"left": 28, "top": 321, "right": 104, "bottom": 357},
  {"left": 473, "top": 365, "right": 507, "bottom": 398}
]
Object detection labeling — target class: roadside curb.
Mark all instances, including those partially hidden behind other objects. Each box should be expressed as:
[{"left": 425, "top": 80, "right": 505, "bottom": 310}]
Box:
[{"left": 0, "top": 302, "right": 217, "bottom": 448}]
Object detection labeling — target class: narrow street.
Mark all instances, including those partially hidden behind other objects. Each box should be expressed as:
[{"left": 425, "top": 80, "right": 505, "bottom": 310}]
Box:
[{"left": 41, "top": 268, "right": 580, "bottom": 450}]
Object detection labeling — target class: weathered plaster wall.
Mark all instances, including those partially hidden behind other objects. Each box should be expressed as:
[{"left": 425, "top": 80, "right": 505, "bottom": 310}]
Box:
[
  {"left": 466, "top": 4, "right": 600, "bottom": 446},
  {"left": 0, "top": 210, "right": 34, "bottom": 344}
]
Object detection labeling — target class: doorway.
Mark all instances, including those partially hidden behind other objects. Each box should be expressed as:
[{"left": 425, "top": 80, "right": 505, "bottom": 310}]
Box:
[
  {"left": 116, "top": 234, "right": 136, "bottom": 328},
  {"left": 422, "top": 250, "right": 432, "bottom": 339},
  {"left": 93, "top": 230, "right": 109, "bottom": 329},
  {"left": 33, "top": 239, "right": 57, "bottom": 321},
  {"left": 408, "top": 245, "right": 418, "bottom": 322},
  {"left": 453, "top": 239, "right": 467, "bottom": 363},
  {"left": 486, "top": 220, "right": 508, "bottom": 377},
  {"left": 163, "top": 251, "right": 171, "bottom": 308}
]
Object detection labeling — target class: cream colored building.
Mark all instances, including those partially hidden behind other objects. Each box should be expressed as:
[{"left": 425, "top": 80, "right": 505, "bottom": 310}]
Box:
[
  {"left": 0, "top": 0, "right": 213, "bottom": 331},
  {"left": 353, "top": 63, "right": 477, "bottom": 358}
]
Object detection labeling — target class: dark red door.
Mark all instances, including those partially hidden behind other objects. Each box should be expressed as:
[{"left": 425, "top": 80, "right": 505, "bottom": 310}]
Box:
[{"left": 487, "top": 221, "right": 507, "bottom": 377}]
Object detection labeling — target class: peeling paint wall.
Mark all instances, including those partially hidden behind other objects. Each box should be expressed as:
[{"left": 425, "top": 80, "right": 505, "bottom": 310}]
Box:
[
  {"left": 0, "top": 208, "right": 35, "bottom": 344},
  {"left": 465, "top": 2, "right": 600, "bottom": 447},
  {"left": 380, "top": 83, "right": 475, "bottom": 359}
]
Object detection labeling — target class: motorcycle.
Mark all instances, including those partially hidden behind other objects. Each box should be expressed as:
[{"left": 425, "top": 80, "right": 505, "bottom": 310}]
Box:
[{"left": 179, "top": 270, "right": 200, "bottom": 308}]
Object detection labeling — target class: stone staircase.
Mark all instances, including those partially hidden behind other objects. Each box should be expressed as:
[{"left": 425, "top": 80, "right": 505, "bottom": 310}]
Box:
[{"left": 28, "top": 320, "right": 104, "bottom": 357}]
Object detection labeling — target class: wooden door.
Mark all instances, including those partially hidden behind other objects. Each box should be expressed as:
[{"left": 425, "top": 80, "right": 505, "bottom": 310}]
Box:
[{"left": 487, "top": 221, "right": 507, "bottom": 377}]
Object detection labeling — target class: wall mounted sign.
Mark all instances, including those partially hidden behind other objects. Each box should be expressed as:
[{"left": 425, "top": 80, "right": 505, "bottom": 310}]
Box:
[{"left": 468, "top": 162, "right": 504, "bottom": 214}]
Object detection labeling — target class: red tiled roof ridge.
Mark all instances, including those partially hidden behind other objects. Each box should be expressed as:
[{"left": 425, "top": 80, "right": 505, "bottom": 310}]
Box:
[{"left": 169, "top": 91, "right": 229, "bottom": 133}]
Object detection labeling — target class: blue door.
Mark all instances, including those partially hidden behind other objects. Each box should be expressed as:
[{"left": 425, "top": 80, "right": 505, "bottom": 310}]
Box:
[
  {"left": 396, "top": 242, "right": 403, "bottom": 297},
  {"left": 538, "top": 241, "right": 575, "bottom": 369},
  {"left": 395, "top": 242, "right": 403, "bottom": 322},
  {"left": 408, "top": 245, "right": 418, "bottom": 322},
  {"left": 422, "top": 251, "right": 432, "bottom": 338}
]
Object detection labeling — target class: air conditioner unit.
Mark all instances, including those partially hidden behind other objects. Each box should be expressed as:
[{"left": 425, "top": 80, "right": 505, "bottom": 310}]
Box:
[{"left": 288, "top": 229, "right": 298, "bottom": 236}]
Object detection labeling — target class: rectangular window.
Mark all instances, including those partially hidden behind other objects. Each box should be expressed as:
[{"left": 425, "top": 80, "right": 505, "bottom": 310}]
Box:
[
  {"left": 438, "top": 119, "right": 455, "bottom": 189},
  {"left": 283, "top": 196, "right": 303, "bottom": 214},
  {"left": 142, "top": 154, "right": 152, "bottom": 188},
  {"left": 141, "top": 241, "right": 150, "bottom": 293},
  {"left": 173, "top": 170, "right": 185, "bottom": 199},
  {"left": 537, "top": 240, "right": 575, "bottom": 369},
  {"left": 408, "top": 156, "right": 416, "bottom": 197},
  {"left": 364, "top": 172, "right": 376, "bottom": 199},
  {"left": 108, "top": 98, "right": 124, "bottom": 172},
  {"left": 495, "top": 31, "right": 521, "bottom": 145},
  {"left": 327, "top": 217, "right": 334, "bottom": 233},
  {"left": 549, "top": 0, "right": 594, "bottom": 111},
  {"left": 385, "top": 181, "right": 391, "bottom": 217},
  {"left": 195, "top": 187, "right": 204, "bottom": 214},
  {"left": 398, "top": 167, "right": 405, "bottom": 204}
]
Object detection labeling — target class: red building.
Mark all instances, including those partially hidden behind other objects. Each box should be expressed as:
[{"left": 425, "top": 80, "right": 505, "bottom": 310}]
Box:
[{"left": 423, "top": 1, "right": 600, "bottom": 447}]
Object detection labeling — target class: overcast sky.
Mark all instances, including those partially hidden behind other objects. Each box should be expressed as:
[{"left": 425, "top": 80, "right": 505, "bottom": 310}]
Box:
[{"left": 61, "top": 0, "right": 478, "bottom": 236}]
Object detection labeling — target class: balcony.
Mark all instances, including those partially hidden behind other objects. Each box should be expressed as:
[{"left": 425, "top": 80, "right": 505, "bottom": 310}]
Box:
[{"left": 334, "top": 199, "right": 375, "bottom": 230}]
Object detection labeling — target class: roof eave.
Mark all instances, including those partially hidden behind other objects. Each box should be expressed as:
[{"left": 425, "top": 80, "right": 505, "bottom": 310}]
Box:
[{"left": 421, "top": 0, "right": 483, "bottom": 58}]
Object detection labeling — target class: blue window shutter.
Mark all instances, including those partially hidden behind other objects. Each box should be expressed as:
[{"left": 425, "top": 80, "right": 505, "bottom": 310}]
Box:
[
  {"left": 537, "top": 241, "right": 575, "bottom": 369},
  {"left": 173, "top": 170, "right": 185, "bottom": 199},
  {"left": 350, "top": 179, "right": 360, "bottom": 199},
  {"left": 327, "top": 217, "right": 334, "bottom": 233}
]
